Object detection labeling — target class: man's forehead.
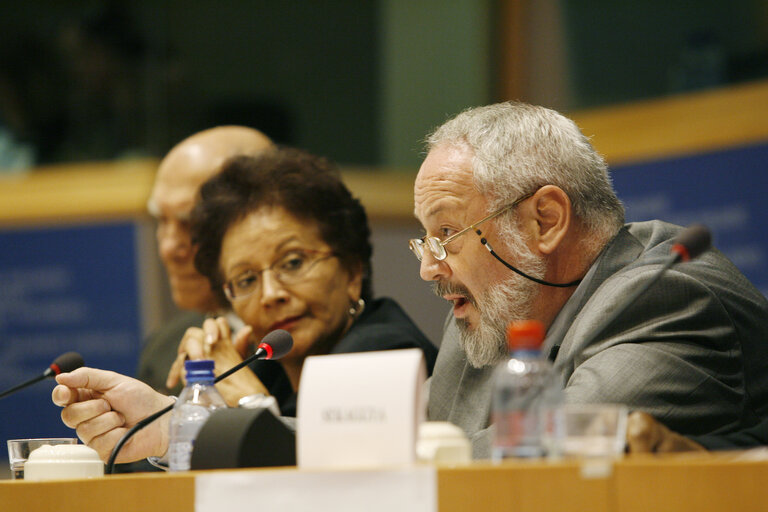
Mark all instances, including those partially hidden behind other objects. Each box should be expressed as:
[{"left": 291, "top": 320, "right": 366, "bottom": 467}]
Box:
[
  {"left": 150, "top": 169, "right": 204, "bottom": 206},
  {"left": 151, "top": 145, "right": 221, "bottom": 204},
  {"left": 414, "top": 144, "right": 479, "bottom": 218},
  {"left": 157, "top": 143, "right": 222, "bottom": 184}
]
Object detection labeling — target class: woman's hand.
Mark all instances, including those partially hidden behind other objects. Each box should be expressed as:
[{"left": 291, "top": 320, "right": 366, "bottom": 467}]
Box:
[{"left": 166, "top": 316, "right": 270, "bottom": 407}]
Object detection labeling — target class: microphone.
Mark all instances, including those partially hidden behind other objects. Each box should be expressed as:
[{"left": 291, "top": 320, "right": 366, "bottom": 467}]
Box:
[
  {"left": 549, "top": 224, "right": 712, "bottom": 364},
  {"left": 105, "top": 329, "right": 294, "bottom": 473},
  {"left": 0, "top": 352, "right": 84, "bottom": 400},
  {"left": 670, "top": 223, "right": 711, "bottom": 262},
  {"left": 214, "top": 329, "right": 293, "bottom": 383}
]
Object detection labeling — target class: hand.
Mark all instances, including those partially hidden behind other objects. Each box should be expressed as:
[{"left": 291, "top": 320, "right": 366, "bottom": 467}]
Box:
[
  {"left": 166, "top": 317, "right": 247, "bottom": 388},
  {"left": 52, "top": 367, "right": 175, "bottom": 463},
  {"left": 166, "top": 316, "right": 269, "bottom": 407},
  {"left": 626, "top": 411, "right": 706, "bottom": 453}
]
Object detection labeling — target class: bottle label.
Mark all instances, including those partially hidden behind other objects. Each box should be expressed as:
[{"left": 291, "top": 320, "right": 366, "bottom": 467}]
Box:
[
  {"left": 492, "top": 407, "right": 547, "bottom": 459},
  {"left": 493, "top": 410, "right": 537, "bottom": 447}
]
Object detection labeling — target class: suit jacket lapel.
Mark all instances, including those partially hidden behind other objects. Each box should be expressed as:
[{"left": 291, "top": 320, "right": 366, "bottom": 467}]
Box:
[{"left": 550, "top": 227, "right": 644, "bottom": 375}]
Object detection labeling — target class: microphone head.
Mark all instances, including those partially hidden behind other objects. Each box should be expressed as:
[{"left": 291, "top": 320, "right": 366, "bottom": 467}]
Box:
[
  {"left": 257, "top": 329, "right": 294, "bottom": 360},
  {"left": 49, "top": 352, "right": 85, "bottom": 376},
  {"left": 671, "top": 224, "right": 712, "bottom": 262}
]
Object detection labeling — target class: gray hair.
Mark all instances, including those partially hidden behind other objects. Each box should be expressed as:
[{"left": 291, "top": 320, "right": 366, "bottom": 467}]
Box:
[{"left": 426, "top": 101, "right": 624, "bottom": 242}]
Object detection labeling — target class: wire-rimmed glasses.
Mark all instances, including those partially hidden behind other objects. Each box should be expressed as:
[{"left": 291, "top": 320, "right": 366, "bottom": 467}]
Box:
[
  {"left": 223, "top": 248, "right": 335, "bottom": 301},
  {"left": 409, "top": 191, "right": 535, "bottom": 262}
]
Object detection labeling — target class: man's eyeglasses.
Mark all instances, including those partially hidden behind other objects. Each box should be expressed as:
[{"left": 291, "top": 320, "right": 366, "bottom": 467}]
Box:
[
  {"left": 409, "top": 191, "right": 535, "bottom": 262},
  {"left": 223, "top": 249, "right": 335, "bottom": 301}
]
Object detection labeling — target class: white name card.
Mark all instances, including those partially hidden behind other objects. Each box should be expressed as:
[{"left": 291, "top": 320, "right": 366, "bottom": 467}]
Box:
[{"left": 297, "top": 348, "right": 426, "bottom": 469}]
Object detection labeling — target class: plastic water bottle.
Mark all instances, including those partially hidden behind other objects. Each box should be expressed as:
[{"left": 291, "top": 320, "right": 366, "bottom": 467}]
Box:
[
  {"left": 168, "top": 360, "right": 227, "bottom": 471},
  {"left": 491, "top": 320, "right": 562, "bottom": 461}
]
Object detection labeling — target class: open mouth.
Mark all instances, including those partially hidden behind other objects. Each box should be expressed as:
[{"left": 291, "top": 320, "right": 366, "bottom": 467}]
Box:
[{"left": 444, "top": 294, "right": 471, "bottom": 318}]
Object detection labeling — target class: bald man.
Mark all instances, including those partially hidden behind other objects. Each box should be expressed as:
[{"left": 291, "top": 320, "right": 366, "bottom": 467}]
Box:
[{"left": 138, "top": 126, "right": 274, "bottom": 394}]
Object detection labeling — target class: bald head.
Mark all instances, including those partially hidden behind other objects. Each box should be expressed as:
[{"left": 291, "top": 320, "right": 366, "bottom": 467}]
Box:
[
  {"left": 155, "top": 126, "right": 274, "bottom": 195},
  {"left": 149, "top": 126, "right": 274, "bottom": 312}
]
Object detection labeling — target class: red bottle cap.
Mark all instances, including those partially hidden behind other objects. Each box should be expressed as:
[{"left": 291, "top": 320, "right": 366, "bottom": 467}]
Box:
[{"left": 506, "top": 320, "right": 545, "bottom": 350}]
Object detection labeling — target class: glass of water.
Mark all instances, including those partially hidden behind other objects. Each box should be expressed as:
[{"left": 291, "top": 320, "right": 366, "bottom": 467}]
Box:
[
  {"left": 542, "top": 403, "right": 628, "bottom": 459},
  {"left": 7, "top": 438, "right": 78, "bottom": 479}
]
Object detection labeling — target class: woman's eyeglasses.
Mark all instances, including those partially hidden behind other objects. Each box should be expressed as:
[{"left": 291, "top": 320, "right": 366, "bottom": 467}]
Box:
[{"left": 223, "top": 249, "right": 335, "bottom": 301}]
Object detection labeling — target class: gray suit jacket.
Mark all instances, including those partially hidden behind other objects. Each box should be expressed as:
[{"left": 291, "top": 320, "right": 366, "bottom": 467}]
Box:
[{"left": 427, "top": 221, "right": 768, "bottom": 457}]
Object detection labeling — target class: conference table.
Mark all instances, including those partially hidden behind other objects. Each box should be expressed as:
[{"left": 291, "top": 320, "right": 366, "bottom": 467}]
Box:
[{"left": 2, "top": 451, "right": 766, "bottom": 512}]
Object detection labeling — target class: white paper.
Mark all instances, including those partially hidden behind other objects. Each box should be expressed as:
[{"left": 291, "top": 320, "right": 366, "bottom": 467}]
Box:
[
  {"left": 195, "top": 467, "right": 437, "bottom": 512},
  {"left": 296, "top": 348, "right": 426, "bottom": 469}
]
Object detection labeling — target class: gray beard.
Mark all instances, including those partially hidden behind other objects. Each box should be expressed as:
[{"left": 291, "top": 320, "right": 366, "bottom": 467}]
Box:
[{"left": 454, "top": 244, "right": 546, "bottom": 368}]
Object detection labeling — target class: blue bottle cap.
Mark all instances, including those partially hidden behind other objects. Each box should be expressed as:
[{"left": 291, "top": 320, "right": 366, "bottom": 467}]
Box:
[{"left": 184, "top": 359, "right": 215, "bottom": 382}]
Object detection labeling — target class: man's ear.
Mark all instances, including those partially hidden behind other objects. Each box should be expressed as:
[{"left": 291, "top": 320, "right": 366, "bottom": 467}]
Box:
[{"left": 530, "top": 185, "right": 571, "bottom": 255}]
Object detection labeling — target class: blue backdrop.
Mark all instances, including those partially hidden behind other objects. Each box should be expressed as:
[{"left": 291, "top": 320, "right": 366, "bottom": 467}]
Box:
[
  {"left": 612, "top": 142, "right": 768, "bottom": 297},
  {"left": 0, "top": 222, "right": 142, "bottom": 462}
]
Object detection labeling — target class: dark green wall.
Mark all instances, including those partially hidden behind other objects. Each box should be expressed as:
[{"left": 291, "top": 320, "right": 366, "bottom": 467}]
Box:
[{"left": 563, "top": 1, "right": 768, "bottom": 108}]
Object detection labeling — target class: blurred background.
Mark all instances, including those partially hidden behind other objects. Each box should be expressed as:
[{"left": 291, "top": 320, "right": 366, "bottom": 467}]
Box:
[
  {"left": 1, "top": 1, "right": 768, "bottom": 473},
  {"left": 2, "top": 0, "right": 766, "bottom": 169}
]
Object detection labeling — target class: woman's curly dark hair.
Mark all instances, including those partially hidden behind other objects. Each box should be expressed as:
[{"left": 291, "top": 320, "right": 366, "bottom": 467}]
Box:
[{"left": 191, "top": 148, "right": 373, "bottom": 306}]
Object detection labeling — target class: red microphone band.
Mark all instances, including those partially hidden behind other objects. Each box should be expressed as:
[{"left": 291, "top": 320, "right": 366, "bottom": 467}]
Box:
[
  {"left": 258, "top": 342, "right": 273, "bottom": 360},
  {"left": 49, "top": 363, "right": 62, "bottom": 376},
  {"left": 671, "top": 243, "right": 691, "bottom": 262}
]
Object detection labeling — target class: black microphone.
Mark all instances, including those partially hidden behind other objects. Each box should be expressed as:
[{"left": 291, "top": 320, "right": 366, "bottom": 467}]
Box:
[
  {"left": 105, "top": 329, "right": 294, "bottom": 473},
  {"left": 0, "top": 352, "right": 84, "bottom": 400},
  {"left": 549, "top": 224, "right": 712, "bottom": 363}
]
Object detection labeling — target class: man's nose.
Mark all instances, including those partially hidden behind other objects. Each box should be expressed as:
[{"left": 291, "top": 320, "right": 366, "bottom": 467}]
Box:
[
  {"left": 419, "top": 251, "right": 449, "bottom": 282},
  {"left": 158, "top": 223, "right": 191, "bottom": 259}
]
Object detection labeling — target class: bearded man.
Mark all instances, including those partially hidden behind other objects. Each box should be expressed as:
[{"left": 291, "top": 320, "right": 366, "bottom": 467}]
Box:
[{"left": 413, "top": 102, "right": 768, "bottom": 457}]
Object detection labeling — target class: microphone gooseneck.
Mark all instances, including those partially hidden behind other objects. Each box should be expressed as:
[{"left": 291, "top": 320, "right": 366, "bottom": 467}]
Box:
[
  {"left": 105, "top": 330, "right": 294, "bottom": 474},
  {"left": 549, "top": 224, "right": 712, "bottom": 366},
  {"left": 0, "top": 352, "right": 85, "bottom": 400}
]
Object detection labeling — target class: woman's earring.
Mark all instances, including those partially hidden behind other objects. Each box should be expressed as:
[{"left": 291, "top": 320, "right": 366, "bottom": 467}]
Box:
[{"left": 348, "top": 298, "right": 366, "bottom": 319}]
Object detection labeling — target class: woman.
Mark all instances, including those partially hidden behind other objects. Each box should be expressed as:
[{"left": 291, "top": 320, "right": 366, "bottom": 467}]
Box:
[{"left": 166, "top": 147, "right": 437, "bottom": 414}]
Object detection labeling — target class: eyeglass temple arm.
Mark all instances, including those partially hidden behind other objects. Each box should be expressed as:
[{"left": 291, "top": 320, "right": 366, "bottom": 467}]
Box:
[{"left": 439, "top": 205, "right": 515, "bottom": 248}]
